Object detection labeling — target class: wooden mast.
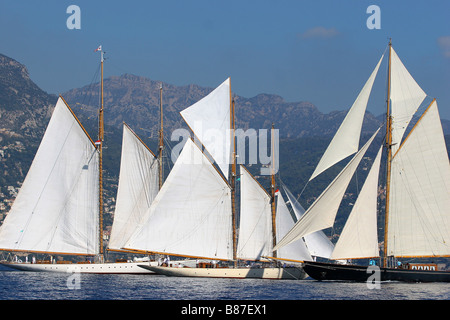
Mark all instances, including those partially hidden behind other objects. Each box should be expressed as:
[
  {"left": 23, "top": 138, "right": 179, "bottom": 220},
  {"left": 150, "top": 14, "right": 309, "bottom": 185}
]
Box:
[
  {"left": 159, "top": 83, "right": 164, "bottom": 189},
  {"left": 98, "top": 46, "right": 105, "bottom": 261},
  {"left": 383, "top": 39, "right": 392, "bottom": 268},
  {"left": 271, "top": 123, "right": 277, "bottom": 258},
  {"left": 230, "top": 81, "right": 237, "bottom": 266}
]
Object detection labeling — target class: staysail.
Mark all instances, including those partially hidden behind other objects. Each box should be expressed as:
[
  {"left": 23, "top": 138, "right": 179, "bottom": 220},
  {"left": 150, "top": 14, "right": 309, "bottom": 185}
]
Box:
[
  {"left": 274, "top": 128, "right": 380, "bottom": 251},
  {"left": 108, "top": 123, "right": 159, "bottom": 251},
  {"left": 0, "top": 97, "right": 99, "bottom": 255},
  {"left": 331, "top": 145, "right": 383, "bottom": 260}
]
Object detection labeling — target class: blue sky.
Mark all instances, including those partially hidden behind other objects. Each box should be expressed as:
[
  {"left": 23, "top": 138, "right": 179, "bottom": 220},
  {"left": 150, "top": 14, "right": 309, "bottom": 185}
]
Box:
[{"left": 1, "top": 0, "right": 449, "bottom": 118}]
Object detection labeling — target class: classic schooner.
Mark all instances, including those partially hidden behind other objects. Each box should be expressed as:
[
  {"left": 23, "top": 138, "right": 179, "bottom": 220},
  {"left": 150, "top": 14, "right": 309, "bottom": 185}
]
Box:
[
  {"left": 0, "top": 46, "right": 159, "bottom": 273},
  {"left": 274, "top": 40, "right": 450, "bottom": 282},
  {"left": 125, "top": 78, "right": 335, "bottom": 279}
]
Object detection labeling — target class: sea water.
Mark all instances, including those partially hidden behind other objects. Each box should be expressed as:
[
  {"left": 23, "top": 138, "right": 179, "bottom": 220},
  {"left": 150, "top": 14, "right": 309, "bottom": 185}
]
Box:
[{"left": 0, "top": 265, "right": 448, "bottom": 317}]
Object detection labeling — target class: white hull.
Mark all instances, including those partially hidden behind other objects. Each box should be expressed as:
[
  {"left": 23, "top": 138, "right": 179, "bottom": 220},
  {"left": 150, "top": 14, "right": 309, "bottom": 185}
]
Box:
[
  {"left": 1, "top": 261, "right": 158, "bottom": 274},
  {"left": 140, "top": 265, "right": 307, "bottom": 280}
]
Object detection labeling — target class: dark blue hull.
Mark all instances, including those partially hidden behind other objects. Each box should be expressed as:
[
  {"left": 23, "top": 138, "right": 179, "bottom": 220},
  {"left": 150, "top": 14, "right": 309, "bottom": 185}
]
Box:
[{"left": 303, "top": 261, "right": 450, "bottom": 283}]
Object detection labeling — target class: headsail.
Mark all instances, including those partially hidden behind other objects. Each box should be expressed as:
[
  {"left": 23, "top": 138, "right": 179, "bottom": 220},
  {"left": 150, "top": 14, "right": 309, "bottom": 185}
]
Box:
[
  {"left": 108, "top": 123, "right": 159, "bottom": 251},
  {"left": 331, "top": 145, "right": 383, "bottom": 260},
  {"left": 274, "top": 127, "right": 380, "bottom": 251},
  {"left": 388, "top": 100, "right": 450, "bottom": 257},
  {"left": 180, "top": 78, "right": 232, "bottom": 180},
  {"left": 0, "top": 97, "right": 99, "bottom": 255},
  {"left": 124, "top": 138, "right": 233, "bottom": 260},
  {"left": 309, "top": 53, "right": 384, "bottom": 181}
]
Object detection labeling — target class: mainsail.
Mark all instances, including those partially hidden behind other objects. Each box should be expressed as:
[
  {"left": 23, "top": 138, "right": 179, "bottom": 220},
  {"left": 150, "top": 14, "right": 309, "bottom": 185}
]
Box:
[
  {"left": 123, "top": 138, "right": 233, "bottom": 260},
  {"left": 0, "top": 97, "right": 99, "bottom": 255},
  {"left": 108, "top": 123, "right": 159, "bottom": 251},
  {"left": 388, "top": 100, "right": 450, "bottom": 257}
]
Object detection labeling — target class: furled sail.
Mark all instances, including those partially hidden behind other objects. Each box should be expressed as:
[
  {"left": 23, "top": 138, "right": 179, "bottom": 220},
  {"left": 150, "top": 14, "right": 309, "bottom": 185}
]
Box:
[
  {"left": 237, "top": 166, "right": 272, "bottom": 260},
  {"left": 275, "top": 191, "right": 313, "bottom": 261},
  {"left": 283, "top": 185, "right": 334, "bottom": 259},
  {"left": 124, "top": 138, "right": 233, "bottom": 260},
  {"left": 0, "top": 97, "right": 99, "bottom": 255},
  {"left": 387, "top": 100, "right": 450, "bottom": 257},
  {"left": 389, "top": 47, "right": 427, "bottom": 156},
  {"left": 274, "top": 128, "right": 380, "bottom": 251},
  {"left": 180, "top": 78, "right": 231, "bottom": 180},
  {"left": 309, "top": 54, "right": 384, "bottom": 181},
  {"left": 108, "top": 123, "right": 159, "bottom": 251},
  {"left": 331, "top": 145, "right": 383, "bottom": 260}
]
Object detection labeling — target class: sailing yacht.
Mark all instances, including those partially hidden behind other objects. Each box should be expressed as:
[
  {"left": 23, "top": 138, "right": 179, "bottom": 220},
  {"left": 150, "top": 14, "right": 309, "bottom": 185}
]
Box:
[
  {"left": 124, "top": 78, "right": 332, "bottom": 279},
  {"left": 0, "top": 47, "right": 159, "bottom": 274},
  {"left": 274, "top": 40, "right": 450, "bottom": 282}
]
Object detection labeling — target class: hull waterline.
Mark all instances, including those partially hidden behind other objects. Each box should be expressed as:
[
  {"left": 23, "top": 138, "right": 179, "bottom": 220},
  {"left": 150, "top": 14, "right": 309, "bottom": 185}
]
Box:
[
  {"left": 1, "top": 261, "right": 158, "bottom": 274},
  {"left": 139, "top": 265, "right": 307, "bottom": 280},
  {"left": 303, "top": 261, "right": 450, "bottom": 282}
]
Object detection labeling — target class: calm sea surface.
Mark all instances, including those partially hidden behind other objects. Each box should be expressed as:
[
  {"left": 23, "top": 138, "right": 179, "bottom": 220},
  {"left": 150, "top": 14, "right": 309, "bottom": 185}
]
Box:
[{"left": 0, "top": 265, "right": 448, "bottom": 317}]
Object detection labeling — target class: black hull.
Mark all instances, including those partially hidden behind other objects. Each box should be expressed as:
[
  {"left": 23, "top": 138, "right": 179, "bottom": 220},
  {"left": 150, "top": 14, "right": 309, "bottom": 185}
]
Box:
[{"left": 303, "top": 261, "right": 450, "bottom": 283}]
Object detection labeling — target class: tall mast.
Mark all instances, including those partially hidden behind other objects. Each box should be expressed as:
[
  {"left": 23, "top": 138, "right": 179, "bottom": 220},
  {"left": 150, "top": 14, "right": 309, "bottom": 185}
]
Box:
[
  {"left": 230, "top": 87, "right": 237, "bottom": 265},
  {"left": 97, "top": 46, "right": 105, "bottom": 260},
  {"left": 383, "top": 39, "right": 392, "bottom": 268},
  {"left": 271, "top": 123, "right": 277, "bottom": 258},
  {"left": 159, "top": 83, "right": 164, "bottom": 190}
]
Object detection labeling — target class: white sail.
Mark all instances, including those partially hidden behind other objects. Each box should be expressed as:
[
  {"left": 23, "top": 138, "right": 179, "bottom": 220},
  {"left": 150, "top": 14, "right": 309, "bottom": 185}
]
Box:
[
  {"left": 237, "top": 166, "right": 272, "bottom": 260},
  {"left": 0, "top": 97, "right": 99, "bottom": 255},
  {"left": 275, "top": 191, "right": 313, "bottom": 261},
  {"left": 390, "top": 47, "right": 427, "bottom": 155},
  {"left": 309, "top": 54, "right": 383, "bottom": 181},
  {"left": 331, "top": 145, "right": 383, "bottom": 260},
  {"left": 274, "top": 128, "right": 380, "bottom": 251},
  {"left": 388, "top": 100, "right": 450, "bottom": 257},
  {"left": 124, "top": 138, "right": 233, "bottom": 260},
  {"left": 180, "top": 78, "right": 231, "bottom": 180},
  {"left": 283, "top": 186, "right": 334, "bottom": 258},
  {"left": 108, "top": 124, "right": 159, "bottom": 251}
]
